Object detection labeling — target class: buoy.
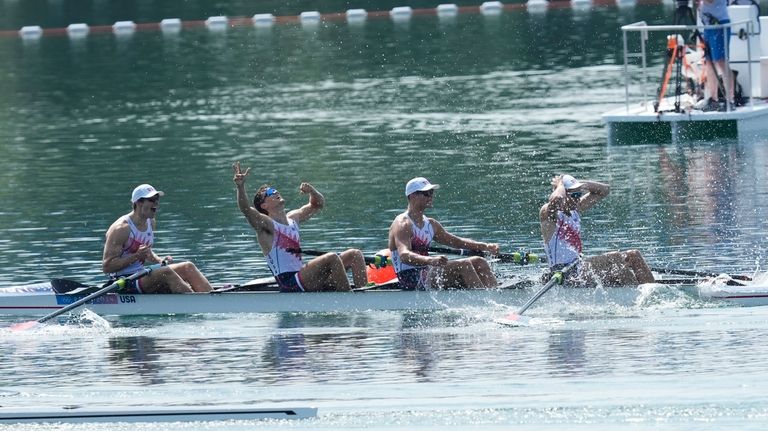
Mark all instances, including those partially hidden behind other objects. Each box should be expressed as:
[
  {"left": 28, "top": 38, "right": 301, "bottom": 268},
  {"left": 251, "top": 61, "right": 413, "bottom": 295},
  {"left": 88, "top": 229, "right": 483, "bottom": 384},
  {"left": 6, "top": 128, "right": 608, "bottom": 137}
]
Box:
[
  {"left": 346, "top": 9, "right": 367, "bottom": 23},
  {"left": 18, "top": 26, "right": 43, "bottom": 39},
  {"left": 160, "top": 18, "right": 182, "bottom": 33},
  {"left": 252, "top": 13, "right": 275, "bottom": 27},
  {"left": 366, "top": 249, "right": 397, "bottom": 285},
  {"left": 112, "top": 21, "right": 136, "bottom": 35},
  {"left": 480, "top": 1, "right": 504, "bottom": 15},
  {"left": 300, "top": 11, "right": 321, "bottom": 25},
  {"left": 390, "top": 6, "right": 413, "bottom": 21},
  {"left": 527, "top": 0, "right": 548, "bottom": 11},
  {"left": 66, "top": 23, "right": 89, "bottom": 38},
  {"left": 205, "top": 16, "right": 228, "bottom": 30},
  {"left": 437, "top": 4, "right": 459, "bottom": 17}
]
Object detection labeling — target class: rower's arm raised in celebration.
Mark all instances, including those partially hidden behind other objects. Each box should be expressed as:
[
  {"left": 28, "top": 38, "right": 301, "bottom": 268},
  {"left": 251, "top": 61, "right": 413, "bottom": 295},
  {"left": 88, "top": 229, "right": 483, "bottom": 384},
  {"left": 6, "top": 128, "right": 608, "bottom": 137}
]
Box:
[
  {"left": 233, "top": 162, "right": 273, "bottom": 234},
  {"left": 287, "top": 182, "right": 324, "bottom": 223}
]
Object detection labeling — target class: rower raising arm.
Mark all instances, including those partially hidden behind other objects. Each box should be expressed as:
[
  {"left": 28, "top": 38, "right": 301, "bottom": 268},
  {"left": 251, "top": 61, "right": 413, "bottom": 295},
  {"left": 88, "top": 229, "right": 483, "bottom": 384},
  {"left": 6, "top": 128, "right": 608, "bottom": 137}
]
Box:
[{"left": 232, "top": 161, "right": 368, "bottom": 291}]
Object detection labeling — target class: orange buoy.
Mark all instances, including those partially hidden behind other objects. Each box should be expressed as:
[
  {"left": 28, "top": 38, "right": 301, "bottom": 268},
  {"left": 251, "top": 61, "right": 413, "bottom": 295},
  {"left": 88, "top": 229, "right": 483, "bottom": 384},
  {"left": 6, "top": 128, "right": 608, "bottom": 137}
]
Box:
[{"left": 366, "top": 249, "right": 396, "bottom": 284}]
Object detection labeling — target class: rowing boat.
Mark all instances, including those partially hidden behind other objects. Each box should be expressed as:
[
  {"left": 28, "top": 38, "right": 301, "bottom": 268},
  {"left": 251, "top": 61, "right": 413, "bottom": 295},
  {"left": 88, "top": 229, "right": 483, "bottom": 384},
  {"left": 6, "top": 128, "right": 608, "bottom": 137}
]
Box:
[
  {"left": 0, "top": 279, "right": 754, "bottom": 316},
  {"left": 0, "top": 405, "right": 317, "bottom": 424}
]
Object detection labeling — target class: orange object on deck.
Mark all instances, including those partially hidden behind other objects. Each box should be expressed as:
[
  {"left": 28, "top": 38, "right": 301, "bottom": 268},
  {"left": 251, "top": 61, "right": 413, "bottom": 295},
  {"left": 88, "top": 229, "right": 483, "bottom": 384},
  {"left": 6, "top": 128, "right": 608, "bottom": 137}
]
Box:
[{"left": 366, "top": 249, "right": 397, "bottom": 284}]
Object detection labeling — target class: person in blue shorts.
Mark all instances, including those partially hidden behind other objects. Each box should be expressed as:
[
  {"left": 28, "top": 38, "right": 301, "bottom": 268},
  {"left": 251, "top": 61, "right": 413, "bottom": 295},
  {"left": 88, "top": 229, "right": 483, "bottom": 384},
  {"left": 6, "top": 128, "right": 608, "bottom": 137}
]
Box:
[{"left": 695, "top": 0, "right": 734, "bottom": 111}]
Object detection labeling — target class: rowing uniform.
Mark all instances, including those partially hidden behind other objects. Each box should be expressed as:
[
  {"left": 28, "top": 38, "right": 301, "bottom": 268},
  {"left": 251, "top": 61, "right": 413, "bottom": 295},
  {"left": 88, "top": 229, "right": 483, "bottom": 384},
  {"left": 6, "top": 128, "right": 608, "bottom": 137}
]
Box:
[
  {"left": 265, "top": 219, "right": 305, "bottom": 292},
  {"left": 107, "top": 215, "right": 153, "bottom": 294},
  {"left": 543, "top": 210, "right": 585, "bottom": 285},
  {"left": 391, "top": 214, "right": 434, "bottom": 290}
]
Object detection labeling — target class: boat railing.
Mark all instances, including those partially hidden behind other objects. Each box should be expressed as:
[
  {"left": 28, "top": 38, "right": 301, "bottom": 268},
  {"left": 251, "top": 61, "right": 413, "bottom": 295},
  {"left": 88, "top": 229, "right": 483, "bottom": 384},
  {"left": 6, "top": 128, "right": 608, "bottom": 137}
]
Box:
[{"left": 620, "top": 19, "right": 756, "bottom": 114}]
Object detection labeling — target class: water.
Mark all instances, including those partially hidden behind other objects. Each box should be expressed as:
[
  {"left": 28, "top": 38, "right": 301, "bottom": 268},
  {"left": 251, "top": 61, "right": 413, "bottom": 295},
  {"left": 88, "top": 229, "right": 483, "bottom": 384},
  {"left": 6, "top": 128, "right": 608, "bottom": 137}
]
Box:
[{"left": 2, "top": 0, "right": 768, "bottom": 429}]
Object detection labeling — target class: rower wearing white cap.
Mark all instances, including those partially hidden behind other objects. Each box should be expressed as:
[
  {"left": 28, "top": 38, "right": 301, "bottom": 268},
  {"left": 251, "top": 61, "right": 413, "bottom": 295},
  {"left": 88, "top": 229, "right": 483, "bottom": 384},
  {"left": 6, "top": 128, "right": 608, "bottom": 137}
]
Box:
[
  {"left": 102, "top": 184, "right": 213, "bottom": 293},
  {"left": 388, "top": 177, "right": 499, "bottom": 290},
  {"left": 540, "top": 174, "right": 654, "bottom": 286}
]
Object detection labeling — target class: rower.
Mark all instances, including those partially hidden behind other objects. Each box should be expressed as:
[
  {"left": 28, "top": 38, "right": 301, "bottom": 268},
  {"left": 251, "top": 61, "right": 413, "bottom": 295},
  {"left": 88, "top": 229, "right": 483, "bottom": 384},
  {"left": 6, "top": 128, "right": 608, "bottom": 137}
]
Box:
[
  {"left": 387, "top": 177, "right": 499, "bottom": 290},
  {"left": 539, "top": 174, "right": 655, "bottom": 286},
  {"left": 102, "top": 184, "right": 213, "bottom": 293},
  {"left": 232, "top": 161, "right": 367, "bottom": 292}
]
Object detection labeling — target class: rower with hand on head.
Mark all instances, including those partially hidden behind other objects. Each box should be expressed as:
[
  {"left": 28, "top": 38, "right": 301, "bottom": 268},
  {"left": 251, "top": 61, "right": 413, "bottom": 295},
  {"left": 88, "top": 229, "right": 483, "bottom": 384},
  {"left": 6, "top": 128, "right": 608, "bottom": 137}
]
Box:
[
  {"left": 388, "top": 177, "right": 499, "bottom": 290},
  {"left": 102, "top": 184, "right": 214, "bottom": 293},
  {"left": 232, "top": 161, "right": 367, "bottom": 292},
  {"left": 540, "top": 174, "right": 655, "bottom": 286}
]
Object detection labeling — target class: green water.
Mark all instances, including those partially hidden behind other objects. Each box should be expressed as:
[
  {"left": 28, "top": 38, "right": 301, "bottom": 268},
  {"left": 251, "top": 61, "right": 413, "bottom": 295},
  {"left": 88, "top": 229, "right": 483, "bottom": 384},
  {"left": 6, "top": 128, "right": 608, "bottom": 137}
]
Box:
[{"left": 3, "top": 3, "right": 768, "bottom": 429}]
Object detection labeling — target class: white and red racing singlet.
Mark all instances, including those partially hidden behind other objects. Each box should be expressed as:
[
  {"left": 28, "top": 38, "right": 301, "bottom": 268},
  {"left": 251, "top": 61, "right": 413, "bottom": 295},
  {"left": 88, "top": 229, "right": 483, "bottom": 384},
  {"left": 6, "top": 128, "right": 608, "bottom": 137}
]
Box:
[
  {"left": 544, "top": 210, "right": 583, "bottom": 267},
  {"left": 110, "top": 215, "right": 153, "bottom": 277},
  {"left": 265, "top": 219, "right": 303, "bottom": 276},
  {"left": 391, "top": 214, "right": 434, "bottom": 273}
]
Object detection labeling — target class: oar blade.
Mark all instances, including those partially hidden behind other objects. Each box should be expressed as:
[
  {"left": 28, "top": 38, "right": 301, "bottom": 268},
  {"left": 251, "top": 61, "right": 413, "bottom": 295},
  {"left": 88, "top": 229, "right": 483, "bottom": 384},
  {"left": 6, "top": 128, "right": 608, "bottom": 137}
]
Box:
[
  {"left": 494, "top": 313, "right": 531, "bottom": 327},
  {"left": 9, "top": 320, "right": 40, "bottom": 332}
]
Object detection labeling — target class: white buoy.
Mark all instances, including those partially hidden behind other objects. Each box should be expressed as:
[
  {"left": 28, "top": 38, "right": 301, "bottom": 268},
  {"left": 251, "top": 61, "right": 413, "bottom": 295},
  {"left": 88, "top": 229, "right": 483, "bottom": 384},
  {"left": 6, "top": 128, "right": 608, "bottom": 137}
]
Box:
[
  {"left": 160, "top": 18, "right": 182, "bottom": 33},
  {"left": 300, "top": 11, "right": 321, "bottom": 25},
  {"left": 66, "top": 23, "right": 89, "bottom": 37},
  {"left": 252, "top": 13, "right": 275, "bottom": 27},
  {"left": 437, "top": 4, "right": 459, "bottom": 17},
  {"left": 346, "top": 9, "right": 367, "bottom": 23},
  {"left": 572, "top": 0, "right": 592, "bottom": 9},
  {"left": 205, "top": 16, "right": 228, "bottom": 30},
  {"left": 18, "top": 25, "right": 43, "bottom": 39},
  {"left": 527, "top": 0, "right": 548, "bottom": 11},
  {"left": 112, "top": 20, "right": 136, "bottom": 35},
  {"left": 480, "top": 1, "right": 504, "bottom": 15},
  {"left": 390, "top": 6, "right": 413, "bottom": 21}
]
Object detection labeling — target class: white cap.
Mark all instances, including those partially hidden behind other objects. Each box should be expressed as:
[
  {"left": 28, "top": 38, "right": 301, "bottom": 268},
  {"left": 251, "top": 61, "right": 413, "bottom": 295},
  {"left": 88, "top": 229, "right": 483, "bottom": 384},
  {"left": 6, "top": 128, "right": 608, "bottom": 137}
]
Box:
[
  {"left": 405, "top": 177, "right": 440, "bottom": 196},
  {"left": 562, "top": 175, "right": 584, "bottom": 191},
  {"left": 131, "top": 184, "right": 165, "bottom": 203}
]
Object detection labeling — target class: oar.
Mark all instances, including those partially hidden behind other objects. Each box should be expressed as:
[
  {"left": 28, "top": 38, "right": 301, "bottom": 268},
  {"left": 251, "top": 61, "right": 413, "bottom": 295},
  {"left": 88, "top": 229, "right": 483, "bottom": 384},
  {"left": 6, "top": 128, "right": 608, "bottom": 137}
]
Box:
[
  {"left": 428, "top": 246, "right": 542, "bottom": 265},
  {"left": 10, "top": 264, "right": 162, "bottom": 331},
  {"left": 650, "top": 266, "right": 752, "bottom": 282},
  {"left": 288, "top": 248, "right": 392, "bottom": 267},
  {"left": 496, "top": 260, "right": 579, "bottom": 327}
]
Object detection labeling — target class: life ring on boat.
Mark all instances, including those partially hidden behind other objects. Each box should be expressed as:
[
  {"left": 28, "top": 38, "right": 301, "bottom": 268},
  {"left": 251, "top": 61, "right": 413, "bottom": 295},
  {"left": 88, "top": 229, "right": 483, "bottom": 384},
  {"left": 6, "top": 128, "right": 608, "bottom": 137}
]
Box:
[{"left": 366, "top": 249, "right": 397, "bottom": 284}]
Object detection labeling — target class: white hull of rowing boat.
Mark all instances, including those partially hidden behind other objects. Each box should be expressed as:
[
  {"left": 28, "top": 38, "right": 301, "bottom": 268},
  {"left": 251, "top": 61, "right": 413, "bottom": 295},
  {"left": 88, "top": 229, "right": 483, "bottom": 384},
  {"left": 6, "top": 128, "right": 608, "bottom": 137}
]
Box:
[
  {"left": 0, "top": 406, "right": 316, "bottom": 424},
  {"left": 1, "top": 282, "right": 765, "bottom": 317},
  {"left": 0, "top": 283, "right": 710, "bottom": 316}
]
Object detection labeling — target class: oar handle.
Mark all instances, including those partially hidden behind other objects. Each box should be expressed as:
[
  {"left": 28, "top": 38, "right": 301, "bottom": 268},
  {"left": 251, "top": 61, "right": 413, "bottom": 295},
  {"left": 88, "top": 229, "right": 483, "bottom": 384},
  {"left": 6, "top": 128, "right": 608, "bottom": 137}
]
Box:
[{"left": 427, "top": 246, "right": 543, "bottom": 265}]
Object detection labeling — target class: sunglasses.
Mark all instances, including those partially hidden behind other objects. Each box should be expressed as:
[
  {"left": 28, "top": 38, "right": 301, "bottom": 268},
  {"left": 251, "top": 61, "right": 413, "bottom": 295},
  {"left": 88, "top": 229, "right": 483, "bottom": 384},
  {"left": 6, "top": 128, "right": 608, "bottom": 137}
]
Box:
[
  {"left": 139, "top": 196, "right": 160, "bottom": 203},
  {"left": 414, "top": 190, "right": 434, "bottom": 197},
  {"left": 264, "top": 187, "right": 279, "bottom": 198},
  {"left": 568, "top": 191, "right": 583, "bottom": 200}
]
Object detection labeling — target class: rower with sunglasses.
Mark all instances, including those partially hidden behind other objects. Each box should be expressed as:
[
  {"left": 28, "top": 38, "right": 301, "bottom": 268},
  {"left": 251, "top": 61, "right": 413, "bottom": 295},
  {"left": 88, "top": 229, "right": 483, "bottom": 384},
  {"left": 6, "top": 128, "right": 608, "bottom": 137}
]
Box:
[
  {"left": 388, "top": 177, "right": 499, "bottom": 290},
  {"left": 540, "top": 174, "right": 655, "bottom": 286},
  {"left": 232, "top": 162, "right": 367, "bottom": 292},
  {"left": 102, "top": 184, "right": 214, "bottom": 293}
]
